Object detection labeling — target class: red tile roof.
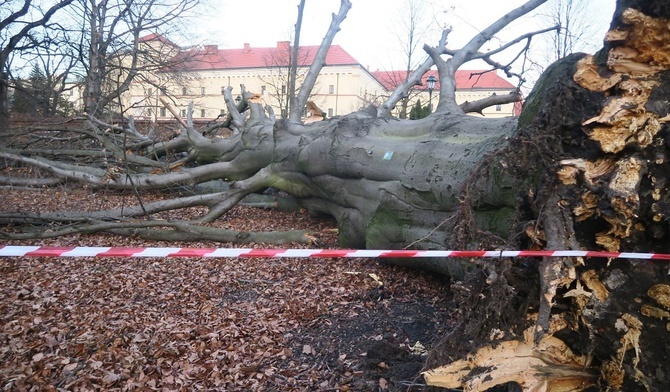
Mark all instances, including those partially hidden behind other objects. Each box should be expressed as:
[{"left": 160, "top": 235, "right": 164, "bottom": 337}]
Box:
[
  {"left": 166, "top": 41, "right": 359, "bottom": 71},
  {"left": 372, "top": 69, "right": 516, "bottom": 91},
  {"left": 139, "top": 33, "right": 179, "bottom": 48},
  {"left": 139, "top": 34, "right": 516, "bottom": 92}
]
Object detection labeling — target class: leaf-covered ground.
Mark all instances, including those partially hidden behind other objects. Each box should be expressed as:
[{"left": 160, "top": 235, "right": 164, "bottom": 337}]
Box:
[{"left": 0, "top": 189, "right": 455, "bottom": 391}]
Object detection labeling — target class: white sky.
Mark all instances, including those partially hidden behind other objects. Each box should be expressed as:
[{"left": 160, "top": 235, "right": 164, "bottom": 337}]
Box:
[{"left": 195, "top": 0, "right": 616, "bottom": 77}]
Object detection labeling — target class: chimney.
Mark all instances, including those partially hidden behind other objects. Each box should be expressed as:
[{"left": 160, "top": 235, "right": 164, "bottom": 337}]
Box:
[
  {"left": 277, "top": 41, "right": 290, "bottom": 51},
  {"left": 243, "top": 43, "right": 251, "bottom": 53},
  {"left": 204, "top": 44, "right": 217, "bottom": 53}
]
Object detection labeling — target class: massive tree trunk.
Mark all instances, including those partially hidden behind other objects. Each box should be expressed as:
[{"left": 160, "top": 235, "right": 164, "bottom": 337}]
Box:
[{"left": 2, "top": 0, "right": 670, "bottom": 390}]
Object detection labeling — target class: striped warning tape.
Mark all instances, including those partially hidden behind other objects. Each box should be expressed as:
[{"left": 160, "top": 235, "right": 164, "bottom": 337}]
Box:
[{"left": 1, "top": 246, "right": 670, "bottom": 259}]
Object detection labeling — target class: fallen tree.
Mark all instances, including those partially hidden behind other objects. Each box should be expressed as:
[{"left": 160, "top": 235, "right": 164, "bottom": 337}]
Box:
[{"left": 1, "top": 0, "right": 670, "bottom": 390}]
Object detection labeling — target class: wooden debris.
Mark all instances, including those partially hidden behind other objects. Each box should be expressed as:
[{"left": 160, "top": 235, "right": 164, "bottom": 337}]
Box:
[
  {"left": 575, "top": 8, "right": 670, "bottom": 165},
  {"left": 595, "top": 157, "right": 644, "bottom": 251},
  {"left": 422, "top": 327, "right": 596, "bottom": 391},
  {"left": 581, "top": 270, "right": 609, "bottom": 302},
  {"left": 612, "top": 314, "right": 649, "bottom": 389},
  {"left": 572, "top": 191, "right": 599, "bottom": 222},
  {"left": 559, "top": 158, "right": 616, "bottom": 186},
  {"left": 648, "top": 284, "right": 670, "bottom": 309},
  {"left": 640, "top": 304, "right": 670, "bottom": 319},
  {"left": 303, "top": 101, "right": 325, "bottom": 124},
  {"left": 573, "top": 55, "right": 622, "bottom": 92},
  {"left": 606, "top": 9, "right": 670, "bottom": 76}
]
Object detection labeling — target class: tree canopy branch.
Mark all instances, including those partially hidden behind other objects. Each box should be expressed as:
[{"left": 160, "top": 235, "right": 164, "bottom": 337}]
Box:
[
  {"left": 377, "top": 28, "right": 451, "bottom": 118},
  {"left": 290, "top": 0, "right": 351, "bottom": 123}
]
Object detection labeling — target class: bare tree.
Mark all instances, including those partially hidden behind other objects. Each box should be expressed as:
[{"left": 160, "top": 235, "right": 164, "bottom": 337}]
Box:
[
  {"left": 2, "top": 0, "right": 670, "bottom": 389},
  {"left": 547, "top": 0, "right": 593, "bottom": 61},
  {"left": 0, "top": 0, "right": 76, "bottom": 130},
  {"left": 260, "top": 42, "right": 313, "bottom": 119},
  {"left": 390, "top": 0, "right": 432, "bottom": 119},
  {"left": 67, "top": 0, "right": 200, "bottom": 118}
]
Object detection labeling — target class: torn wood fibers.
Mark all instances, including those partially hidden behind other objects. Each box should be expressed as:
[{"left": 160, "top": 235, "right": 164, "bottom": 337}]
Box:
[{"left": 423, "top": 8, "right": 670, "bottom": 391}]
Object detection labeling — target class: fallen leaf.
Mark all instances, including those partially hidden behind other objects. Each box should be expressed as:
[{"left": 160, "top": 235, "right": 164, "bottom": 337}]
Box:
[
  {"left": 379, "top": 377, "right": 388, "bottom": 390},
  {"left": 103, "top": 371, "right": 121, "bottom": 384},
  {"left": 302, "top": 344, "right": 313, "bottom": 355},
  {"left": 63, "top": 363, "right": 78, "bottom": 372},
  {"left": 369, "top": 273, "right": 383, "bottom": 286}
]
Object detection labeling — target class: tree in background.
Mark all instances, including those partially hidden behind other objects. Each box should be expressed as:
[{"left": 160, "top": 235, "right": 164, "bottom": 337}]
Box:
[
  {"left": 11, "top": 64, "right": 75, "bottom": 117},
  {"left": 408, "top": 98, "right": 429, "bottom": 119},
  {"left": 11, "top": 65, "right": 48, "bottom": 116},
  {"left": 548, "top": 0, "right": 589, "bottom": 60},
  {"left": 0, "top": 0, "right": 76, "bottom": 130},
  {"left": 261, "top": 42, "right": 312, "bottom": 119},
  {"left": 387, "top": 0, "right": 432, "bottom": 119},
  {"left": 64, "top": 0, "right": 200, "bottom": 119}
]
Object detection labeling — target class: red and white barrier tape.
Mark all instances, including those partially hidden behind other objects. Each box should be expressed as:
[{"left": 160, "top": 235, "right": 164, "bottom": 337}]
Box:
[{"left": 1, "top": 246, "right": 670, "bottom": 260}]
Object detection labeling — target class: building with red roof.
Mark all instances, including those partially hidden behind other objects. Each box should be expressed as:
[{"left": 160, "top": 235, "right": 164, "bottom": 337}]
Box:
[{"left": 124, "top": 34, "right": 520, "bottom": 121}]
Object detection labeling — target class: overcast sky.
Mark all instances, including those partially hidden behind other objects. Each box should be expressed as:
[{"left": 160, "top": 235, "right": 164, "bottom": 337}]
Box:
[{"left": 195, "top": 0, "right": 616, "bottom": 76}]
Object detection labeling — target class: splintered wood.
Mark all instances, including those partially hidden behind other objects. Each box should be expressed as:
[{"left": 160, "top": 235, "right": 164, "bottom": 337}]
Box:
[
  {"left": 424, "top": 8, "right": 670, "bottom": 392},
  {"left": 564, "top": 8, "right": 670, "bottom": 252},
  {"left": 422, "top": 327, "right": 596, "bottom": 392}
]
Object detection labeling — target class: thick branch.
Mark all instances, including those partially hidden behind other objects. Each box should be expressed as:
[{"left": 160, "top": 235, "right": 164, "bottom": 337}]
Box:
[
  {"left": 289, "top": 0, "right": 351, "bottom": 123},
  {"left": 425, "top": 45, "right": 462, "bottom": 114},
  {"left": 288, "top": 0, "right": 306, "bottom": 120},
  {"left": 460, "top": 91, "right": 522, "bottom": 114},
  {"left": 1, "top": 218, "right": 312, "bottom": 245},
  {"left": 429, "top": 0, "right": 548, "bottom": 114},
  {"left": 377, "top": 28, "right": 451, "bottom": 118},
  {"left": 451, "top": 0, "right": 548, "bottom": 70},
  {"left": 222, "top": 86, "right": 245, "bottom": 130},
  {"left": 0, "top": 151, "right": 266, "bottom": 190}
]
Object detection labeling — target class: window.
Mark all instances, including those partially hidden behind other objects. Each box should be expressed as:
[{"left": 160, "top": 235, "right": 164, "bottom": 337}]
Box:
[
  {"left": 329, "top": 85, "right": 335, "bottom": 94},
  {"left": 220, "top": 109, "right": 225, "bottom": 116},
  {"left": 201, "top": 109, "right": 206, "bottom": 118},
  {"left": 160, "top": 107, "right": 166, "bottom": 117},
  {"left": 328, "top": 108, "right": 333, "bottom": 117},
  {"left": 182, "top": 87, "right": 188, "bottom": 96},
  {"left": 495, "top": 104, "right": 502, "bottom": 112},
  {"left": 181, "top": 109, "right": 187, "bottom": 118},
  {"left": 160, "top": 87, "right": 167, "bottom": 95},
  {"left": 147, "top": 88, "right": 153, "bottom": 96},
  {"left": 147, "top": 108, "right": 153, "bottom": 117},
  {"left": 261, "top": 85, "right": 266, "bottom": 93},
  {"left": 201, "top": 87, "right": 205, "bottom": 96},
  {"left": 281, "top": 85, "right": 286, "bottom": 94}
]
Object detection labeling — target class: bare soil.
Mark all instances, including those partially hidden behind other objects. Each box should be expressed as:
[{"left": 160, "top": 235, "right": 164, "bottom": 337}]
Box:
[{"left": 0, "top": 188, "right": 456, "bottom": 391}]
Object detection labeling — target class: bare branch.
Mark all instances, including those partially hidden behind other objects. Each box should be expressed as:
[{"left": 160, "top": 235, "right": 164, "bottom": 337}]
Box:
[
  {"left": 430, "top": 0, "right": 548, "bottom": 114},
  {"left": 459, "top": 91, "right": 522, "bottom": 114},
  {"left": 377, "top": 28, "right": 451, "bottom": 118},
  {"left": 450, "top": 0, "right": 548, "bottom": 70},
  {"left": 159, "top": 96, "right": 189, "bottom": 129},
  {"left": 424, "top": 44, "right": 462, "bottom": 114},
  {"left": 289, "top": 0, "right": 351, "bottom": 123},
  {"left": 470, "top": 25, "right": 559, "bottom": 61},
  {"left": 222, "top": 86, "right": 245, "bottom": 130},
  {"left": 288, "top": 0, "right": 306, "bottom": 119},
  {"left": 86, "top": 114, "right": 148, "bottom": 141}
]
